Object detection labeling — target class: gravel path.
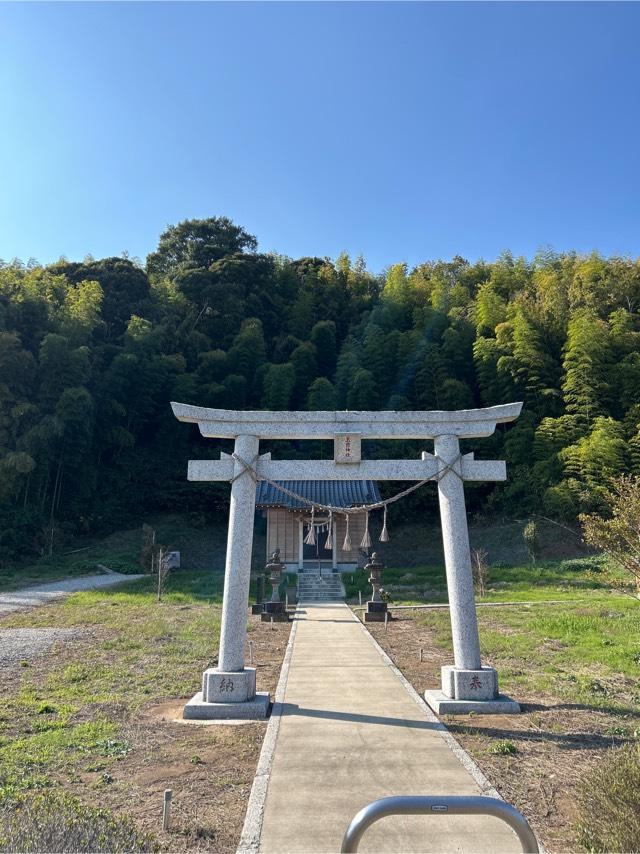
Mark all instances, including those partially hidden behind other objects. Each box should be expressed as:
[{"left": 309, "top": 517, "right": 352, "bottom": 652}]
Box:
[
  {"left": 0, "top": 572, "right": 144, "bottom": 665},
  {"left": 0, "top": 572, "right": 145, "bottom": 618},
  {"left": 0, "top": 627, "right": 86, "bottom": 665}
]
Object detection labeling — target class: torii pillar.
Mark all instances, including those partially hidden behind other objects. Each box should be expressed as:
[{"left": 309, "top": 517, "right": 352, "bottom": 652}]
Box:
[{"left": 172, "top": 402, "right": 523, "bottom": 718}]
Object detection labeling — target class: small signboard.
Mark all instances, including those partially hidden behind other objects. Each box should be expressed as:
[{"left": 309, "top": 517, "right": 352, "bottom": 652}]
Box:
[
  {"left": 164, "top": 551, "right": 181, "bottom": 569},
  {"left": 334, "top": 432, "right": 362, "bottom": 464}
]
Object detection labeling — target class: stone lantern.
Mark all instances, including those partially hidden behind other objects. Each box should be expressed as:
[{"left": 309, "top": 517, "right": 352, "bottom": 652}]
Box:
[
  {"left": 364, "top": 552, "right": 390, "bottom": 622},
  {"left": 261, "top": 550, "right": 290, "bottom": 622}
]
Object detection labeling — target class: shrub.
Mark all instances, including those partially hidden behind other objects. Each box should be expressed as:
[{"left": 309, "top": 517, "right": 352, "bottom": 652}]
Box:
[
  {"left": 581, "top": 475, "right": 640, "bottom": 596},
  {"left": 0, "top": 791, "right": 157, "bottom": 853},
  {"left": 576, "top": 744, "right": 640, "bottom": 852},
  {"left": 471, "top": 548, "right": 489, "bottom": 596},
  {"left": 489, "top": 740, "right": 517, "bottom": 756},
  {"left": 522, "top": 520, "right": 538, "bottom": 564}
]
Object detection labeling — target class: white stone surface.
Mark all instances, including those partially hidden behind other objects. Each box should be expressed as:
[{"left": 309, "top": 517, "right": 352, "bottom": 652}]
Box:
[
  {"left": 334, "top": 432, "right": 361, "bottom": 463},
  {"left": 202, "top": 666, "right": 256, "bottom": 703},
  {"left": 183, "top": 691, "right": 270, "bottom": 720},
  {"left": 171, "top": 402, "right": 523, "bottom": 440},
  {"left": 187, "top": 453, "right": 507, "bottom": 483},
  {"left": 218, "top": 434, "right": 260, "bottom": 673},
  {"left": 442, "top": 665, "right": 498, "bottom": 701},
  {"left": 424, "top": 690, "right": 521, "bottom": 715},
  {"left": 434, "top": 435, "right": 482, "bottom": 672}
]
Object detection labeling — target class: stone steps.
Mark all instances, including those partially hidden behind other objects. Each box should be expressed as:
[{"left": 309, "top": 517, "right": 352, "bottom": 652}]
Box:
[
  {"left": 297, "top": 572, "right": 345, "bottom": 602},
  {"left": 298, "top": 583, "right": 343, "bottom": 591}
]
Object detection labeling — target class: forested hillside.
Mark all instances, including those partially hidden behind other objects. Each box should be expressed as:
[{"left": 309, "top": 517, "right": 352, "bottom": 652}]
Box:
[{"left": 1, "top": 216, "right": 639, "bottom": 561}]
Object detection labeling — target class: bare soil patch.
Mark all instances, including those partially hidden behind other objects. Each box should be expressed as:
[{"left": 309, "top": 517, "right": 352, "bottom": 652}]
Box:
[
  {"left": 363, "top": 611, "right": 637, "bottom": 854},
  {"left": 1, "top": 611, "right": 291, "bottom": 853},
  {"left": 86, "top": 614, "right": 290, "bottom": 852}
]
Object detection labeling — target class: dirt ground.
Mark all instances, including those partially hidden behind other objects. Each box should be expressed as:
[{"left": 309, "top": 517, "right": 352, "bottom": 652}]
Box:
[
  {"left": 0, "top": 612, "right": 291, "bottom": 854},
  {"left": 106, "top": 614, "right": 290, "bottom": 852},
  {"left": 364, "top": 611, "right": 635, "bottom": 854}
]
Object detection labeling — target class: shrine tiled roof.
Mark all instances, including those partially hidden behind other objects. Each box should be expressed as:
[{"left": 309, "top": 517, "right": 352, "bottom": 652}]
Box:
[{"left": 255, "top": 480, "right": 381, "bottom": 510}]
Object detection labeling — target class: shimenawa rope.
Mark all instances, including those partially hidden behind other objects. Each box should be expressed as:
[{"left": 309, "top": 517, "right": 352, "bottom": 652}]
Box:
[{"left": 229, "top": 451, "right": 464, "bottom": 515}]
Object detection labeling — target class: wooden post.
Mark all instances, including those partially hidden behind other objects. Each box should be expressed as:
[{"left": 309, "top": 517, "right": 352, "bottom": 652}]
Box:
[{"left": 162, "top": 789, "right": 172, "bottom": 831}]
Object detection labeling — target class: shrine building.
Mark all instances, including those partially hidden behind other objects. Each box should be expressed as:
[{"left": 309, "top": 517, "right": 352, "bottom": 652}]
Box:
[{"left": 255, "top": 480, "right": 380, "bottom": 572}]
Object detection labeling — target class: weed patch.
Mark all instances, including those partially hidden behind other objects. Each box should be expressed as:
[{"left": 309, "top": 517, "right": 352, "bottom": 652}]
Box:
[
  {"left": 0, "top": 790, "right": 157, "bottom": 852},
  {"left": 576, "top": 744, "right": 640, "bottom": 852},
  {"left": 489, "top": 740, "right": 518, "bottom": 756}
]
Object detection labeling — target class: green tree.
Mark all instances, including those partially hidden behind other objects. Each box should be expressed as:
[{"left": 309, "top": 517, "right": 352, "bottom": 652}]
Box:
[
  {"left": 310, "top": 321, "right": 337, "bottom": 378},
  {"left": 414, "top": 344, "right": 447, "bottom": 409},
  {"left": 383, "top": 263, "right": 410, "bottom": 304},
  {"left": 347, "top": 369, "right": 379, "bottom": 409},
  {"left": 228, "top": 318, "right": 266, "bottom": 392},
  {"left": 562, "top": 309, "right": 611, "bottom": 423},
  {"left": 51, "top": 258, "right": 148, "bottom": 339},
  {"left": 474, "top": 281, "right": 507, "bottom": 335},
  {"left": 146, "top": 216, "right": 257, "bottom": 279},
  {"left": 38, "top": 335, "right": 90, "bottom": 410},
  {"left": 581, "top": 474, "right": 640, "bottom": 595},
  {"left": 261, "top": 363, "right": 296, "bottom": 410},
  {"left": 290, "top": 343, "right": 318, "bottom": 407},
  {"left": 306, "top": 377, "right": 337, "bottom": 410},
  {"left": 335, "top": 348, "right": 361, "bottom": 408},
  {"left": 559, "top": 417, "right": 627, "bottom": 509},
  {"left": 222, "top": 374, "right": 247, "bottom": 408}
]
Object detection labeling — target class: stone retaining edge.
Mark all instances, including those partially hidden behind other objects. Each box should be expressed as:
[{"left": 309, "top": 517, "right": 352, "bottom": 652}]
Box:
[{"left": 237, "top": 610, "right": 299, "bottom": 854}]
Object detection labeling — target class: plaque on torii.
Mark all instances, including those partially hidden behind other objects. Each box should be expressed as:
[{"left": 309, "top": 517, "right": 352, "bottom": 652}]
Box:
[{"left": 172, "top": 402, "right": 523, "bottom": 718}]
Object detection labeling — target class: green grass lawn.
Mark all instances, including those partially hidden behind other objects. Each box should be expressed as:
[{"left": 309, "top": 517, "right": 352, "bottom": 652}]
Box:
[
  {"left": 2, "top": 543, "right": 638, "bottom": 851},
  {"left": 419, "top": 593, "right": 640, "bottom": 712},
  {"left": 2, "top": 514, "right": 583, "bottom": 594},
  {"left": 0, "top": 572, "right": 225, "bottom": 799},
  {"left": 0, "top": 514, "right": 268, "bottom": 592},
  {"left": 344, "top": 554, "right": 616, "bottom": 604},
  {"left": 349, "top": 554, "right": 640, "bottom": 711}
]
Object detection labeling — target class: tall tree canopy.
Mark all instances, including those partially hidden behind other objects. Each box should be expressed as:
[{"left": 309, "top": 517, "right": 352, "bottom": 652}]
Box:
[
  {"left": 2, "top": 219, "right": 640, "bottom": 561},
  {"left": 146, "top": 217, "right": 258, "bottom": 280}
]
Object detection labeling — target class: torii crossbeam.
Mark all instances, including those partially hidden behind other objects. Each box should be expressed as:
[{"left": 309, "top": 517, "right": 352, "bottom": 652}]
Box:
[{"left": 172, "top": 401, "right": 523, "bottom": 718}]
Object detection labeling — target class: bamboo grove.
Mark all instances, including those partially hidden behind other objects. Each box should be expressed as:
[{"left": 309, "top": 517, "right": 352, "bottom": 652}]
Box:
[{"left": 1, "top": 216, "right": 639, "bottom": 560}]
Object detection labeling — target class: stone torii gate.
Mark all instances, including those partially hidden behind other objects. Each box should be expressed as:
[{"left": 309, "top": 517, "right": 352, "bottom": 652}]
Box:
[{"left": 172, "top": 401, "right": 523, "bottom": 719}]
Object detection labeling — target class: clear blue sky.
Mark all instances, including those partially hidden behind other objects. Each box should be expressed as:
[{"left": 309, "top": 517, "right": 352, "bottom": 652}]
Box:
[{"left": 1, "top": 1, "right": 639, "bottom": 272}]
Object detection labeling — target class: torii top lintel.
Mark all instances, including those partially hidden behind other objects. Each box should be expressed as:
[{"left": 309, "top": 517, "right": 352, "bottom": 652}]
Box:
[{"left": 170, "top": 401, "right": 523, "bottom": 440}]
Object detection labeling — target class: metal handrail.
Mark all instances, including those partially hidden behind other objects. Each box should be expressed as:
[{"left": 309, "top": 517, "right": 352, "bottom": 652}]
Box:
[{"left": 340, "top": 795, "right": 539, "bottom": 853}]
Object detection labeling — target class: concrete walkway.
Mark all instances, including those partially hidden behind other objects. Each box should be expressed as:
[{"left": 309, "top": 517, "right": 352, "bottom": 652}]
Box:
[
  {"left": 252, "top": 603, "right": 523, "bottom": 854},
  {"left": 0, "top": 572, "right": 144, "bottom": 618}
]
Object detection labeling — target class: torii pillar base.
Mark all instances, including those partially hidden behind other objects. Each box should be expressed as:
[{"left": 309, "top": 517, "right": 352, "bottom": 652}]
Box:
[
  {"left": 424, "top": 665, "right": 520, "bottom": 715},
  {"left": 183, "top": 667, "right": 270, "bottom": 720}
]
